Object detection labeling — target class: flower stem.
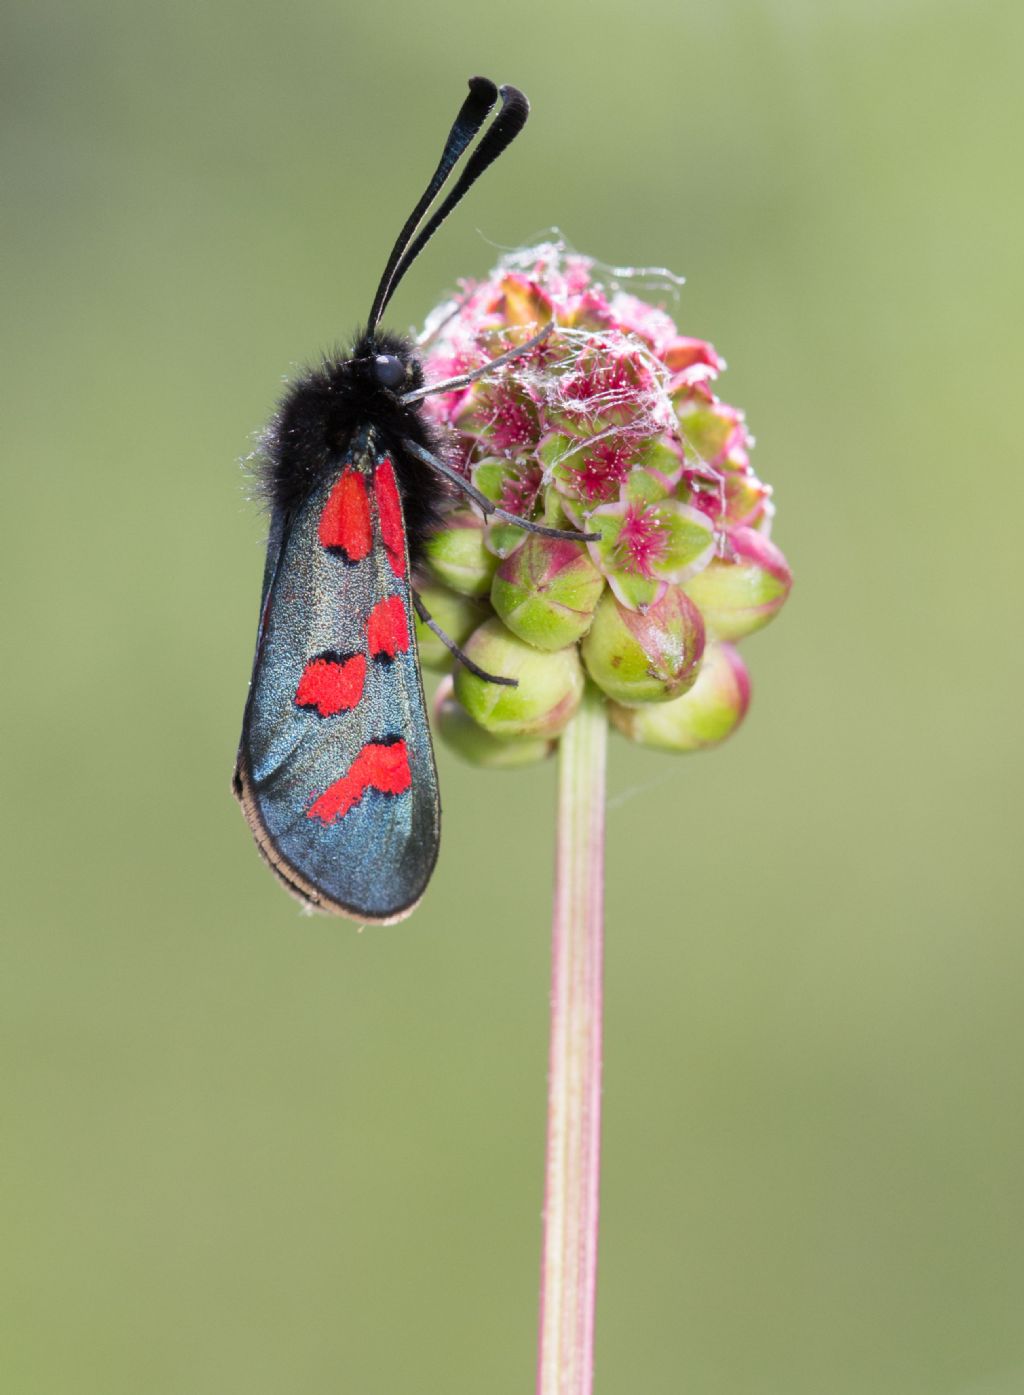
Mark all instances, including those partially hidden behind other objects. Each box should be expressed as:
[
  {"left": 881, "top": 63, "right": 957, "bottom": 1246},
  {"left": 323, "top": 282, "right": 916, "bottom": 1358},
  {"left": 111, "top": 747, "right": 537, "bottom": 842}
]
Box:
[{"left": 537, "top": 683, "right": 607, "bottom": 1395}]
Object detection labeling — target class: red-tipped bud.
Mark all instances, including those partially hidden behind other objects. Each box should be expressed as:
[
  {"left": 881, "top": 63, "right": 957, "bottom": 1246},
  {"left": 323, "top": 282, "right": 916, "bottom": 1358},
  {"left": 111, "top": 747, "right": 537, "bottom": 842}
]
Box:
[
  {"left": 490, "top": 536, "right": 605, "bottom": 651},
  {"left": 580, "top": 585, "right": 705, "bottom": 705},
  {"left": 663, "top": 336, "right": 726, "bottom": 383},
  {"left": 674, "top": 387, "right": 748, "bottom": 466},
  {"left": 683, "top": 527, "right": 792, "bottom": 640},
  {"left": 609, "top": 642, "right": 750, "bottom": 751}
]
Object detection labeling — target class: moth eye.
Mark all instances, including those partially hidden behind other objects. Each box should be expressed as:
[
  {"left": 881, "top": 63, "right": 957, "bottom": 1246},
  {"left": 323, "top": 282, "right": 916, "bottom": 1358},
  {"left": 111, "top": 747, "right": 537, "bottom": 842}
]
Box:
[{"left": 373, "top": 354, "right": 405, "bottom": 388}]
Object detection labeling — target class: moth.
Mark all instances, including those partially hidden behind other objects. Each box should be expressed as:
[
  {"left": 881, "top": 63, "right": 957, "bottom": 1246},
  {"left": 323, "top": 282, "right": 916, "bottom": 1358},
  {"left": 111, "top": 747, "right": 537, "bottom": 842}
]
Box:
[{"left": 233, "top": 77, "right": 586, "bottom": 923}]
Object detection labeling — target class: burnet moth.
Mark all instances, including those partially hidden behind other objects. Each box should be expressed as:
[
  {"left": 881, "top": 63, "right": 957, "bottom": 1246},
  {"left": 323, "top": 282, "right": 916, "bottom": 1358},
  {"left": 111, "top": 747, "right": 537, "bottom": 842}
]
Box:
[{"left": 234, "top": 77, "right": 588, "bottom": 924}]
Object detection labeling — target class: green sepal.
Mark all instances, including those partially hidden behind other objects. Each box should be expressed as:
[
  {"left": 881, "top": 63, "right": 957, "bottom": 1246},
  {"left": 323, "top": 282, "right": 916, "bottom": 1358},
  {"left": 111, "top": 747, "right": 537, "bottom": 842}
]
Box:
[
  {"left": 454, "top": 619, "right": 585, "bottom": 737},
  {"left": 434, "top": 677, "right": 555, "bottom": 768}
]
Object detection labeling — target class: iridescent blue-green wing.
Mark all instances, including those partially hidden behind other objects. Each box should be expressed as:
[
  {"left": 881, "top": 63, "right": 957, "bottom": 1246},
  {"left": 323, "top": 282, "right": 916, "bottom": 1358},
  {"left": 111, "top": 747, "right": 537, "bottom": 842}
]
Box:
[{"left": 234, "top": 452, "right": 440, "bottom": 923}]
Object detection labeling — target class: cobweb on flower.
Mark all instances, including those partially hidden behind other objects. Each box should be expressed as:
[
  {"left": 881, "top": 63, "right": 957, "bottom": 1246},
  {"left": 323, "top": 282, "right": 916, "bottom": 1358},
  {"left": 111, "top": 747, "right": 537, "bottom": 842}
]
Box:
[
  {"left": 423, "top": 245, "right": 684, "bottom": 468},
  {"left": 481, "top": 229, "right": 687, "bottom": 307},
  {"left": 418, "top": 235, "right": 770, "bottom": 561}
]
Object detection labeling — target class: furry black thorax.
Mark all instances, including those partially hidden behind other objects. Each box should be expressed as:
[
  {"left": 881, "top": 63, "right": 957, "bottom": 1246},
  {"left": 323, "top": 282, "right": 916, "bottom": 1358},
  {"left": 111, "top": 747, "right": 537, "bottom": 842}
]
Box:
[{"left": 260, "top": 329, "right": 450, "bottom": 562}]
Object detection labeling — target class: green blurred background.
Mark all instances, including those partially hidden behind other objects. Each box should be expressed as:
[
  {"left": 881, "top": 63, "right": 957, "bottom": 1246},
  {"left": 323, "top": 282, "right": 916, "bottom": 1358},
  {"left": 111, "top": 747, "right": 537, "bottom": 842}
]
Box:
[{"left": 4, "top": 1, "right": 1023, "bottom": 1391}]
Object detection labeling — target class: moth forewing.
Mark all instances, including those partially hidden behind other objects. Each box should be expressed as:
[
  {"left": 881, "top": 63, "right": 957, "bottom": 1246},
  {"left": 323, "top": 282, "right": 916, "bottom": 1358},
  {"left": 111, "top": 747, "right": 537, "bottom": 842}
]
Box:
[{"left": 235, "top": 448, "right": 440, "bottom": 922}]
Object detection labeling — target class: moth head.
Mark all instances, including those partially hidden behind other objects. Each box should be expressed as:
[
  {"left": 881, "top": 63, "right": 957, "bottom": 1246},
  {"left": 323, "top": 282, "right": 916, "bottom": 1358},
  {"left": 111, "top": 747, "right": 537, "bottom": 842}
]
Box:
[
  {"left": 371, "top": 353, "right": 406, "bottom": 389},
  {"left": 350, "top": 331, "right": 423, "bottom": 401}
]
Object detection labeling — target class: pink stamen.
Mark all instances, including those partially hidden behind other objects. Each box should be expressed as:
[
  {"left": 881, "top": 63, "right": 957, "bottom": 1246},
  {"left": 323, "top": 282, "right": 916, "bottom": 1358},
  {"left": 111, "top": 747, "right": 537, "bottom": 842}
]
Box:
[
  {"left": 500, "top": 462, "right": 543, "bottom": 516},
  {"left": 569, "top": 443, "right": 633, "bottom": 503},
  {"left": 488, "top": 388, "right": 538, "bottom": 451},
  {"left": 616, "top": 503, "right": 666, "bottom": 578}
]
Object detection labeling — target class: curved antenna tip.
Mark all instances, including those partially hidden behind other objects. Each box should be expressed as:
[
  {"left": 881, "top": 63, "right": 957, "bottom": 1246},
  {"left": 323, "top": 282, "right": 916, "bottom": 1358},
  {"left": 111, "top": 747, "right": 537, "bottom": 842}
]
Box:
[
  {"left": 368, "top": 78, "right": 531, "bottom": 331},
  {"left": 468, "top": 75, "right": 499, "bottom": 101},
  {"left": 499, "top": 83, "right": 530, "bottom": 112}
]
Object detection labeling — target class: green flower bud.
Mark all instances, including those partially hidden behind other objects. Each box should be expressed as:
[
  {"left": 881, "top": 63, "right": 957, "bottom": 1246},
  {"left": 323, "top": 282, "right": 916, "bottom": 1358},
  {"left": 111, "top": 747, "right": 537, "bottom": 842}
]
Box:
[
  {"left": 422, "top": 508, "right": 499, "bottom": 597},
  {"left": 683, "top": 527, "right": 792, "bottom": 641},
  {"left": 454, "top": 618, "right": 584, "bottom": 737},
  {"left": 413, "top": 583, "right": 489, "bottom": 672},
  {"left": 609, "top": 642, "right": 750, "bottom": 752},
  {"left": 580, "top": 585, "right": 705, "bottom": 705},
  {"left": 433, "top": 676, "right": 555, "bottom": 768},
  {"left": 490, "top": 536, "right": 605, "bottom": 651},
  {"left": 674, "top": 391, "right": 746, "bottom": 464}
]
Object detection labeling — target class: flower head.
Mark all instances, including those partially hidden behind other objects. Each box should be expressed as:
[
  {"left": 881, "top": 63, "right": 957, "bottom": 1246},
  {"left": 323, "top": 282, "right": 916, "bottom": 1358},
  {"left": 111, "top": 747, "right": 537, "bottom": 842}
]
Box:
[{"left": 417, "top": 240, "right": 791, "bottom": 760}]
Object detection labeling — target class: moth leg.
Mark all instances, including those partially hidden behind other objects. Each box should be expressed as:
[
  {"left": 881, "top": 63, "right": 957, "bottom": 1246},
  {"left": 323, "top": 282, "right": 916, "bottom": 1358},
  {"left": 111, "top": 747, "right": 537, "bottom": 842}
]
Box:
[
  {"left": 412, "top": 590, "right": 518, "bottom": 687},
  {"left": 401, "top": 322, "right": 553, "bottom": 403},
  {"left": 402, "top": 438, "right": 600, "bottom": 542}
]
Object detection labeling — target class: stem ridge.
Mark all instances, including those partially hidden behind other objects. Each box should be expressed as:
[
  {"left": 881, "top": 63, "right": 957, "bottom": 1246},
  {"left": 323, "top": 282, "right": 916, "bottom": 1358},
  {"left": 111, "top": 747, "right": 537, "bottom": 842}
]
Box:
[{"left": 537, "top": 684, "right": 607, "bottom": 1395}]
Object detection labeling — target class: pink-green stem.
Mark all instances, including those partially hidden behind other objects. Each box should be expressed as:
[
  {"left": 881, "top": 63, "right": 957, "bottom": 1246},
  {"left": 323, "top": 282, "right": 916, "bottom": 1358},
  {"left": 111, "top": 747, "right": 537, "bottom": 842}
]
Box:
[{"left": 537, "top": 683, "right": 607, "bottom": 1395}]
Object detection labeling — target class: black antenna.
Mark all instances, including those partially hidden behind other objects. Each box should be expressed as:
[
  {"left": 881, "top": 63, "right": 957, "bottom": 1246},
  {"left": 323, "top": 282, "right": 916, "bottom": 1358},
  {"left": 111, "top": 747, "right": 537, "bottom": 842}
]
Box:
[
  {"left": 366, "top": 79, "right": 529, "bottom": 334},
  {"left": 366, "top": 77, "right": 497, "bottom": 334}
]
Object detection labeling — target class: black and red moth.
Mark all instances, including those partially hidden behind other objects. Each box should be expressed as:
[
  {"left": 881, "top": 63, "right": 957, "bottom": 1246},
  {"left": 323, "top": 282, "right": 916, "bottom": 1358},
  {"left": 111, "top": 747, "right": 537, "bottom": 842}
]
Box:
[{"left": 234, "top": 78, "right": 580, "bottom": 924}]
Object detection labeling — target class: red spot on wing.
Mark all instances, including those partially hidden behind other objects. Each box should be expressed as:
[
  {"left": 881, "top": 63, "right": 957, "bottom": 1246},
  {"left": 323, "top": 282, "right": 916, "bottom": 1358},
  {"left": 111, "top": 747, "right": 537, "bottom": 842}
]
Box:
[
  {"left": 307, "top": 740, "right": 412, "bottom": 823},
  {"left": 374, "top": 459, "right": 406, "bottom": 578},
  {"left": 367, "top": 595, "right": 410, "bottom": 659},
  {"left": 294, "top": 653, "right": 366, "bottom": 717},
  {"left": 319, "top": 470, "right": 372, "bottom": 560}
]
